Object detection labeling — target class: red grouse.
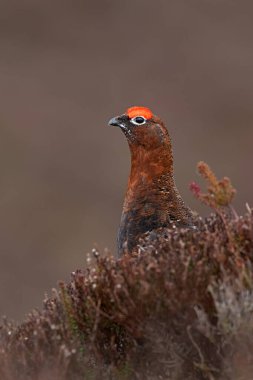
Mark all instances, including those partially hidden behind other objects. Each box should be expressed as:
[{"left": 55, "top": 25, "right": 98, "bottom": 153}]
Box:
[{"left": 109, "top": 106, "right": 195, "bottom": 257}]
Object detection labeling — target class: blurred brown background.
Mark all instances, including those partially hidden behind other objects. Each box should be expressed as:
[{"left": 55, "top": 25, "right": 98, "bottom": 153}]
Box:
[{"left": 0, "top": 0, "right": 252, "bottom": 320}]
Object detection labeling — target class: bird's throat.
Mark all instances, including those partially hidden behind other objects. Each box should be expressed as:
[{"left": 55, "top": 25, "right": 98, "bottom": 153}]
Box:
[{"left": 123, "top": 146, "right": 174, "bottom": 213}]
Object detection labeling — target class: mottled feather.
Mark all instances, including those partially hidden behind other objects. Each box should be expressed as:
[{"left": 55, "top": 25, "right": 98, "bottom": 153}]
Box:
[{"left": 109, "top": 106, "right": 195, "bottom": 257}]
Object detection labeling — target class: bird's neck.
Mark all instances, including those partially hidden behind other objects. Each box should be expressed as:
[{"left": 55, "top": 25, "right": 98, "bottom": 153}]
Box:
[{"left": 123, "top": 145, "right": 175, "bottom": 211}]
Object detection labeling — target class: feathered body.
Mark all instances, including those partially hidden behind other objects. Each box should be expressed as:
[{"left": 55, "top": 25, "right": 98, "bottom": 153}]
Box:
[{"left": 109, "top": 106, "right": 194, "bottom": 257}]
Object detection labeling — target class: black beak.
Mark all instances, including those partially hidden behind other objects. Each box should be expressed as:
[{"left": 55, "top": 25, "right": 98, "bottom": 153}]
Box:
[{"left": 108, "top": 116, "right": 121, "bottom": 127}]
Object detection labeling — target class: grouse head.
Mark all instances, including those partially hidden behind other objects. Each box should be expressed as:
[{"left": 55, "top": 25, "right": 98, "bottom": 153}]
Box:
[{"left": 109, "top": 106, "right": 171, "bottom": 151}]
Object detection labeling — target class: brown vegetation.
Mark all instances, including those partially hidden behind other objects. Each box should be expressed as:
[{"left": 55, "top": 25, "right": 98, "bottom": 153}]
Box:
[{"left": 0, "top": 163, "right": 252, "bottom": 380}]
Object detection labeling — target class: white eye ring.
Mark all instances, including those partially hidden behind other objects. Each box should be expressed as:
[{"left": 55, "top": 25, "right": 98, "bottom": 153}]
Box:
[{"left": 130, "top": 116, "right": 147, "bottom": 125}]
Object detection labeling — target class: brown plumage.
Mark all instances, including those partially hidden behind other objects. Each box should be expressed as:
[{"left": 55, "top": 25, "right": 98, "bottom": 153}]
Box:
[{"left": 109, "top": 106, "right": 195, "bottom": 257}]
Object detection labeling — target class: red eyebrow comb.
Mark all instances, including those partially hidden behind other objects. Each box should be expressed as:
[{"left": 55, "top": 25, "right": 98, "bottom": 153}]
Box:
[{"left": 126, "top": 106, "right": 153, "bottom": 120}]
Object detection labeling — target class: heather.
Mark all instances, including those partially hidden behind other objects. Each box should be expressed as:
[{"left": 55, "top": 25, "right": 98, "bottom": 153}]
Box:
[{"left": 0, "top": 164, "right": 252, "bottom": 380}]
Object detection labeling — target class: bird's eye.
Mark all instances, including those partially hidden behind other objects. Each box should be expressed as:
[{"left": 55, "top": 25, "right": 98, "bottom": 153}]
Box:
[{"left": 130, "top": 116, "right": 146, "bottom": 125}]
